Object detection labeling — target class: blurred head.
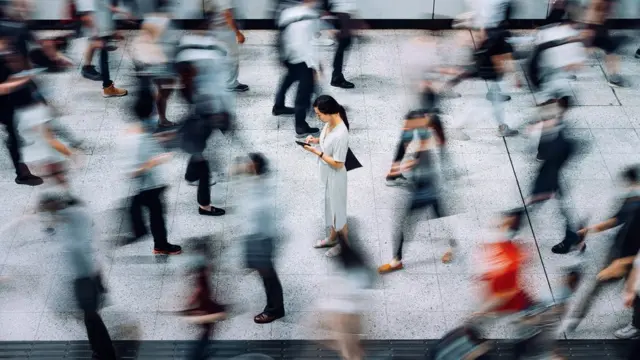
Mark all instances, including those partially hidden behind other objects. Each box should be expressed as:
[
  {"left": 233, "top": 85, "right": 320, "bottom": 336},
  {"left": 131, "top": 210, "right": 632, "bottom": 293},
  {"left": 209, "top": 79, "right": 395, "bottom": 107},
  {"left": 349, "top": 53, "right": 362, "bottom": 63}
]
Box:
[
  {"left": 621, "top": 166, "right": 639, "bottom": 187},
  {"left": 313, "top": 95, "right": 344, "bottom": 125},
  {"left": 247, "top": 152, "right": 269, "bottom": 176}
]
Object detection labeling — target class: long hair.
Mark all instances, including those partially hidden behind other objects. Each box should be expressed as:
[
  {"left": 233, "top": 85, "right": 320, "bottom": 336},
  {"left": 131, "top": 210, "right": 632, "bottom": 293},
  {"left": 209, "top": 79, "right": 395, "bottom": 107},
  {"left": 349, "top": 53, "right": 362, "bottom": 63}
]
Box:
[{"left": 313, "top": 95, "right": 350, "bottom": 130}]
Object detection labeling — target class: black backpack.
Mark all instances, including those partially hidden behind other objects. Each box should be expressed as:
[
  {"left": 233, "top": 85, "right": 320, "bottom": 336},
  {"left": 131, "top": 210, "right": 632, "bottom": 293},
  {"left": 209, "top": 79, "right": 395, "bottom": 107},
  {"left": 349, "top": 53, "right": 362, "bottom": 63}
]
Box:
[
  {"left": 276, "top": 12, "right": 318, "bottom": 65},
  {"left": 527, "top": 36, "right": 581, "bottom": 91}
]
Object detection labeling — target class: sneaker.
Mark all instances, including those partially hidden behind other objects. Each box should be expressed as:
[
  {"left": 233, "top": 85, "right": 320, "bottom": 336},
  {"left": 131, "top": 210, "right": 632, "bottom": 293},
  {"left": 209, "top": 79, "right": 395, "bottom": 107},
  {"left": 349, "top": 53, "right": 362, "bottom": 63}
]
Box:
[
  {"left": 187, "top": 179, "right": 217, "bottom": 187},
  {"left": 330, "top": 78, "right": 355, "bottom": 89},
  {"left": 81, "top": 65, "right": 102, "bottom": 81},
  {"left": 295, "top": 127, "right": 320, "bottom": 138},
  {"left": 311, "top": 35, "right": 334, "bottom": 46},
  {"left": 498, "top": 124, "right": 518, "bottom": 137},
  {"left": 15, "top": 174, "right": 43, "bottom": 186},
  {"left": 607, "top": 74, "right": 627, "bottom": 88},
  {"left": 614, "top": 324, "right": 640, "bottom": 339},
  {"left": 272, "top": 106, "right": 295, "bottom": 116},
  {"left": 231, "top": 83, "right": 249, "bottom": 92},
  {"left": 153, "top": 243, "right": 182, "bottom": 255},
  {"left": 386, "top": 174, "right": 409, "bottom": 186},
  {"left": 103, "top": 83, "right": 128, "bottom": 98}
]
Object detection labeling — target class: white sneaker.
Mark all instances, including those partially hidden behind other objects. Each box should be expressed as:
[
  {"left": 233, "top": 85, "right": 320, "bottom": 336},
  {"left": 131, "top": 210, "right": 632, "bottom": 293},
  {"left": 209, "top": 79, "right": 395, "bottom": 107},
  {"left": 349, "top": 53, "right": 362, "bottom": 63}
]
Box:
[
  {"left": 311, "top": 35, "right": 335, "bottom": 46},
  {"left": 187, "top": 180, "right": 217, "bottom": 187},
  {"left": 614, "top": 324, "right": 640, "bottom": 339}
]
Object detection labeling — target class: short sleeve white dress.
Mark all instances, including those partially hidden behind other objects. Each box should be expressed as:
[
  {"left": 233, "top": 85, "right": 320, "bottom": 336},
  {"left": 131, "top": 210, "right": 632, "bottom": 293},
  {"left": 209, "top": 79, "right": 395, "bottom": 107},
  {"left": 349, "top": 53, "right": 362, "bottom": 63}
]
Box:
[{"left": 318, "top": 122, "right": 349, "bottom": 230}]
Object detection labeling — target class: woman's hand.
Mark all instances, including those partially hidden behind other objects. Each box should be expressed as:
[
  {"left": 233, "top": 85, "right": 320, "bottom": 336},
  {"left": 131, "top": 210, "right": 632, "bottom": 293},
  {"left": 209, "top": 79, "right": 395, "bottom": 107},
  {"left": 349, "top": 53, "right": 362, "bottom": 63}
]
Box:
[
  {"left": 302, "top": 144, "right": 319, "bottom": 155},
  {"left": 305, "top": 135, "right": 319, "bottom": 144}
]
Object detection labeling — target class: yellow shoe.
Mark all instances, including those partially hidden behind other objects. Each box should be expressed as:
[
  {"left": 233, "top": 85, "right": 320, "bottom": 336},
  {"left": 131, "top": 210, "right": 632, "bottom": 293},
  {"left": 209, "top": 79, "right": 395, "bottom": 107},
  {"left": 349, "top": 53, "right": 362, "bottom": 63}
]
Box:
[
  {"left": 378, "top": 261, "right": 403, "bottom": 274},
  {"left": 103, "top": 83, "right": 128, "bottom": 98}
]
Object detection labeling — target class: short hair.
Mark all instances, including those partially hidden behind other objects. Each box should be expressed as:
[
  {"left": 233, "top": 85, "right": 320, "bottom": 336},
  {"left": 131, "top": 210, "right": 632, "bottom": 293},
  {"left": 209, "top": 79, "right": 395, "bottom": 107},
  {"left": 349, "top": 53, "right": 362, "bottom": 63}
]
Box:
[{"left": 621, "top": 166, "right": 639, "bottom": 183}]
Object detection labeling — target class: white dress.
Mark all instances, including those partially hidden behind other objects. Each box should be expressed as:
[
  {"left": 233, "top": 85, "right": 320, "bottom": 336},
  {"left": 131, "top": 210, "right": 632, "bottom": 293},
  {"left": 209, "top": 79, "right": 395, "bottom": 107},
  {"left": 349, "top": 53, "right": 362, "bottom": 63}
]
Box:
[{"left": 318, "top": 122, "right": 349, "bottom": 230}]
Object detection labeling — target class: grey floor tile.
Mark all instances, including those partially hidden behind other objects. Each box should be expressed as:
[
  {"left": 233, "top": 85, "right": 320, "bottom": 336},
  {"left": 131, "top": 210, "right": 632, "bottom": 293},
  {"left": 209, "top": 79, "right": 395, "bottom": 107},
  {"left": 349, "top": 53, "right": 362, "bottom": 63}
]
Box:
[{"left": 0, "top": 312, "right": 42, "bottom": 340}]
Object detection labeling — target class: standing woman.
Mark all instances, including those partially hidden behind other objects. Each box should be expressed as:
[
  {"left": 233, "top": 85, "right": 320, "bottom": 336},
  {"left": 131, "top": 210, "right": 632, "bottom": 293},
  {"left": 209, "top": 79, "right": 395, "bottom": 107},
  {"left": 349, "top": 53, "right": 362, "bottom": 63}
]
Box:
[{"left": 303, "top": 95, "right": 349, "bottom": 257}]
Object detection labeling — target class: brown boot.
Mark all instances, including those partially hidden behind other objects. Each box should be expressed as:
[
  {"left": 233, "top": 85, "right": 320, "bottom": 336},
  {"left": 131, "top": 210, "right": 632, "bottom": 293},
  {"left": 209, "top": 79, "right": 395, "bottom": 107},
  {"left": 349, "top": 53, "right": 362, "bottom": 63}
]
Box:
[{"left": 103, "top": 83, "right": 128, "bottom": 98}]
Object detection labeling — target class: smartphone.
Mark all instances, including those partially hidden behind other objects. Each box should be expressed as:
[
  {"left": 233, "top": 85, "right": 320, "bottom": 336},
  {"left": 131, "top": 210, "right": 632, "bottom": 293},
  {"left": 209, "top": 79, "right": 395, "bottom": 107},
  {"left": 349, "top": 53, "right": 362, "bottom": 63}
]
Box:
[
  {"left": 295, "top": 141, "right": 311, "bottom": 147},
  {"left": 9, "top": 68, "right": 47, "bottom": 79}
]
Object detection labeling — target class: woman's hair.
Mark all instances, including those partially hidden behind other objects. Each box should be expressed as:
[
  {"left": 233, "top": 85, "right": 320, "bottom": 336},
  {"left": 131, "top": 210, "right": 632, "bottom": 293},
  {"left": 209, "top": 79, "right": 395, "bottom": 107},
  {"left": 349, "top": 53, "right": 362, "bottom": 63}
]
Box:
[
  {"left": 248, "top": 152, "right": 269, "bottom": 175},
  {"left": 313, "top": 95, "right": 350, "bottom": 130},
  {"left": 622, "top": 166, "right": 639, "bottom": 184}
]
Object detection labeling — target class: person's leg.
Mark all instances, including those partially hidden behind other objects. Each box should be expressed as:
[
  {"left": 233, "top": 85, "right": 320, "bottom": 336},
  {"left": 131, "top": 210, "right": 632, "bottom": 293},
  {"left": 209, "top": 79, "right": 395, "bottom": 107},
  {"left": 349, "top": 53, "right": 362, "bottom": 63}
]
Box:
[
  {"left": 154, "top": 80, "right": 174, "bottom": 126},
  {"left": 100, "top": 37, "right": 128, "bottom": 97},
  {"left": 128, "top": 192, "right": 148, "bottom": 240},
  {"left": 430, "top": 199, "right": 456, "bottom": 263},
  {"left": 196, "top": 158, "right": 211, "bottom": 208},
  {"left": 255, "top": 266, "right": 285, "bottom": 323},
  {"left": 380, "top": 201, "right": 421, "bottom": 273},
  {"left": 189, "top": 323, "right": 213, "bottom": 360},
  {"left": 84, "top": 311, "right": 117, "bottom": 359},
  {"left": 219, "top": 30, "right": 246, "bottom": 91},
  {"left": 273, "top": 62, "right": 297, "bottom": 113},
  {"left": 387, "top": 137, "right": 409, "bottom": 177},
  {"left": 145, "top": 187, "right": 176, "bottom": 253},
  {"left": 331, "top": 14, "right": 354, "bottom": 89},
  {"left": 293, "top": 64, "right": 317, "bottom": 136},
  {"left": 488, "top": 80, "right": 517, "bottom": 136}
]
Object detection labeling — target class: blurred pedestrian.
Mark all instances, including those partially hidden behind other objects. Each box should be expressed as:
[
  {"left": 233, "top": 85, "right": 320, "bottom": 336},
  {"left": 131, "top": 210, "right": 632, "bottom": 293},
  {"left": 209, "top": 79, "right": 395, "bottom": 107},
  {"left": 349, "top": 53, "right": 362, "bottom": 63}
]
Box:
[
  {"left": 322, "top": 0, "right": 355, "bottom": 89},
  {"left": 119, "top": 82, "right": 181, "bottom": 255},
  {"left": 38, "top": 190, "right": 115, "bottom": 360},
  {"left": 181, "top": 236, "right": 227, "bottom": 360},
  {"left": 618, "top": 249, "right": 640, "bottom": 348},
  {"left": 272, "top": 0, "right": 321, "bottom": 138}
]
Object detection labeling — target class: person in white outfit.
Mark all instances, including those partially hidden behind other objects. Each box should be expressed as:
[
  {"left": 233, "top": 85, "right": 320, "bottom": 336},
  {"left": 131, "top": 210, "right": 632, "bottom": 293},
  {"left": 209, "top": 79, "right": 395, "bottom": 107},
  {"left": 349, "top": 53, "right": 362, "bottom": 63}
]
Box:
[{"left": 301, "top": 95, "right": 349, "bottom": 257}]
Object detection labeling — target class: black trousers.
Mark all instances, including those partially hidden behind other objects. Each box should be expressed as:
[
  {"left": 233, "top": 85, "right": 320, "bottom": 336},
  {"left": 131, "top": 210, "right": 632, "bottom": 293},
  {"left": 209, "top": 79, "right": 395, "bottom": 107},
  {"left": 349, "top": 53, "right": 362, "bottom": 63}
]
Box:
[
  {"left": 392, "top": 137, "right": 409, "bottom": 163},
  {"left": 395, "top": 197, "right": 444, "bottom": 261},
  {"left": 185, "top": 156, "right": 211, "bottom": 207},
  {"left": 274, "top": 62, "right": 315, "bottom": 131},
  {"left": 129, "top": 186, "right": 168, "bottom": 247},
  {"left": 74, "top": 276, "right": 116, "bottom": 360},
  {"left": 257, "top": 267, "right": 285, "bottom": 317},
  {"left": 0, "top": 100, "right": 22, "bottom": 176},
  {"left": 97, "top": 37, "right": 112, "bottom": 88},
  {"left": 190, "top": 322, "right": 213, "bottom": 360},
  {"left": 331, "top": 13, "right": 353, "bottom": 80}
]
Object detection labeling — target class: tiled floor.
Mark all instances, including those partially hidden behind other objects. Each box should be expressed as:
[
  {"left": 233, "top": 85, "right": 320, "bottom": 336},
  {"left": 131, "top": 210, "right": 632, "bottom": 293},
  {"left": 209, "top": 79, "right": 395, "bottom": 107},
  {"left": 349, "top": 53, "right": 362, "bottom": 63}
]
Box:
[{"left": 0, "top": 29, "right": 639, "bottom": 341}]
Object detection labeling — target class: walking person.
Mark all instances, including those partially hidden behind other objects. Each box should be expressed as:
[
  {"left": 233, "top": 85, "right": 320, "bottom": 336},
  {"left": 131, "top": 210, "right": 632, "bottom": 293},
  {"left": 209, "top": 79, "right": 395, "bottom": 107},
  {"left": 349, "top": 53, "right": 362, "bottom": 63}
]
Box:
[
  {"left": 564, "top": 166, "right": 640, "bottom": 332},
  {"left": 38, "top": 191, "right": 116, "bottom": 360},
  {"left": 617, "top": 250, "right": 640, "bottom": 350},
  {"left": 322, "top": 0, "right": 355, "bottom": 89},
  {"left": 378, "top": 129, "right": 457, "bottom": 274},
  {"left": 302, "top": 95, "right": 350, "bottom": 257},
  {"left": 0, "top": 35, "right": 42, "bottom": 185},
  {"left": 75, "top": 0, "right": 128, "bottom": 97},
  {"left": 119, "top": 82, "right": 181, "bottom": 255},
  {"left": 234, "top": 153, "right": 285, "bottom": 324},
  {"left": 205, "top": 0, "right": 248, "bottom": 92},
  {"left": 272, "top": 0, "right": 321, "bottom": 138},
  {"left": 180, "top": 237, "right": 227, "bottom": 360}
]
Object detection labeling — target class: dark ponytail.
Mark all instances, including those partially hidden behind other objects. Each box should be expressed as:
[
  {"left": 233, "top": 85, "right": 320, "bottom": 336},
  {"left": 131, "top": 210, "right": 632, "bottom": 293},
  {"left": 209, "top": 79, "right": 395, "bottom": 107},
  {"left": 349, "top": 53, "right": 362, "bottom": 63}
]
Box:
[
  {"left": 430, "top": 113, "right": 446, "bottom": 146},
  {"left": 313, "top": 94, "right": 349, "bottom": 130}
]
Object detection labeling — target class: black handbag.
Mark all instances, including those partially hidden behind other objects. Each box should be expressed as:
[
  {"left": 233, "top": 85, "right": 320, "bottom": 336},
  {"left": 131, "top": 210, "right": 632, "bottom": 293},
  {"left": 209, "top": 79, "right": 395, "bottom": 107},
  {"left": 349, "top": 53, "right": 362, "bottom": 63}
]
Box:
[{"left": 345, "top": 148, "right": 362, "bottom": 172}]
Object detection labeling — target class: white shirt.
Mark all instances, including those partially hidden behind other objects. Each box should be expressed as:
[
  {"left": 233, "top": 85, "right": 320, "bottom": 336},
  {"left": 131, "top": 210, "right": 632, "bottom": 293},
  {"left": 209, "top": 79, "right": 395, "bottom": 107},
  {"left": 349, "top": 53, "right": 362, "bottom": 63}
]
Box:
[
  {"left": 278, "top": 4, "right": 320, "bottom": 70},
  {"left": 537, "top": 24, "right": 586, "bottom": 72},
  {"left": 473, "top": 0, "right": 511, "bottom": 29},
  {"left": 15, "top": 104, "right": 65, "bottom": 165},
  {"left": 331, "top": 0, "right": 357, "bottom": 13},
  {"left": 204, "top": 0, "right": 233, "bottom": 30}
]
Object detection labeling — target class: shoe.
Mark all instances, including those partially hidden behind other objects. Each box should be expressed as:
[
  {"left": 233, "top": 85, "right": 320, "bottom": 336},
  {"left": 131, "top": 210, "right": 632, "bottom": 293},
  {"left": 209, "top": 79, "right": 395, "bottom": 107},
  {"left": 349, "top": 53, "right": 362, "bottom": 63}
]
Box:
[
  {"left": 325, "top": 244, "right": 342, "bottom": 257},
  {"left": 607, "top": 74, "right": 627, "bottom": 88},
  {"left": 615, "top": 324, "right": 640, "bottom": 339},
  {"left": 487, "top": 93, "right": 511, "bottom": 102},
  {"left": 635, "top": 49, "right": 640, "bottom": 59},
  {"left": 272, "top": 106, "right": 295, "bottom": 116},
  {"left": 231, "top": 83, "right": 249, "bottom": 92},
  {"left": 187, "top": 179, "right": 217, "bottom": 187},
  {"left": 295, "top": 127, "right": 320, "bottom": 138},
  {"left": 378, "top": 261, "right": 404, "bottom": 274},
  {"left": 43, "top": 227, "right": 56, "bottom": 236},
  {"left": 103, "top": 83, "right": 128, "bottom": 98},
  {"left": 331, "top": 78, "right": 355, "bottom": 89},
  {"left": 15, "top": 174, "right": 43, "bottom": 186},
  {"left": 153, "top": 243, "right": 182, "bottom": 255},
  {"left": 385, "top": 174, "right": 408, "bottom": 186},
  {"left": 199, "top": 207, "right": 226, "bottom": 216},
  {"left": 536, "top": 153, "right": 545, "bottom": 162},
  {"left": 498, "top": 124, "right": 518, "bottom": 137},
  {"left": 254, "top": 311, "right": 284, "bottom": 324},
  {"left": 311, "top": 36, "right": 334, "bottom": 46},
  {"left": 81, "top": 65, "right": 102, "bottom": 81}
]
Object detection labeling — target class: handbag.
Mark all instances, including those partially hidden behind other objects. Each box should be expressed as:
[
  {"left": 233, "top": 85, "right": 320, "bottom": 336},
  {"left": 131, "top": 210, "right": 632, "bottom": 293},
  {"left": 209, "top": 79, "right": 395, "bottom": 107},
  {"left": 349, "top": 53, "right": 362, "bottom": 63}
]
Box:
[{"left": 344, "top": 148, "right": 361, "bottom": 172}]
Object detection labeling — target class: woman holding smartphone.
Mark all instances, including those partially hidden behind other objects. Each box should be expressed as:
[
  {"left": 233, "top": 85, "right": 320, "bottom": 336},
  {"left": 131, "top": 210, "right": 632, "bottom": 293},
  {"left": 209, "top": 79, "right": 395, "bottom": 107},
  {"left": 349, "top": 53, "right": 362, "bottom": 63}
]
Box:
[{"left": 302, "top": 95, "right": 349, "bottom": 257}]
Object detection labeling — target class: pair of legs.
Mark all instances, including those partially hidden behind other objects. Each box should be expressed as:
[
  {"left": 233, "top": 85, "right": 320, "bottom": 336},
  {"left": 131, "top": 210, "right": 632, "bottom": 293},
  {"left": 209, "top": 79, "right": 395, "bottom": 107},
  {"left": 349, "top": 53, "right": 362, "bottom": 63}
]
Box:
[
  {"left": 185, "top": 155, "right": 225, "bottom": 216},
  {"left": 0, "top": 98, "right": 43, "bottom": 185},
  {"left": 216, "top": 29, "right": 247, "bottom": 92},
  {"left": 587, "top": 25, "right": 625, "bottom": 86},
  {"left": 273, "top": 61, "right": 318, "bottom": 136},
  {"left": 330, "top": 12, "right": 354, "bottom": 89},
  {"left": 254, "top": 265, "right": 285, "bottom": 324},
  {"left": 73, "top": 275, "right": 116, "bottom": 360},
  {"left": 128, "top": 186, "right": 181, "bottom": 254},
  {"left": 379, "top": 197, "right": 455, "bottom": 273}
]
